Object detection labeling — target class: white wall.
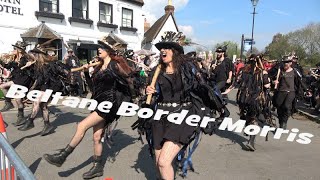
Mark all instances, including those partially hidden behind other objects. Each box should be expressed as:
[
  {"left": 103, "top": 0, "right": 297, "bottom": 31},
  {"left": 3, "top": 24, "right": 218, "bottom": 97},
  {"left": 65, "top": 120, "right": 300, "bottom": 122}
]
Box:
[
  {"left": 151, "top": 14, "right": 178, "bottom": 54},
  {"left": 0, "top": 0, "right": 144, "bottom": 53}
]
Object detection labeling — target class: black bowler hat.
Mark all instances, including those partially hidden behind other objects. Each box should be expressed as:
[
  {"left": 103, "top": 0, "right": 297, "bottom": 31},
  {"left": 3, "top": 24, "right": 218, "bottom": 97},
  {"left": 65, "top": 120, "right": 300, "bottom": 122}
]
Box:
[
  {"left": 155, "top": 31, "right": 185, "bottom": 54},
  {"left": 12, "top": 41, "right": 30, "bottom": 51}
]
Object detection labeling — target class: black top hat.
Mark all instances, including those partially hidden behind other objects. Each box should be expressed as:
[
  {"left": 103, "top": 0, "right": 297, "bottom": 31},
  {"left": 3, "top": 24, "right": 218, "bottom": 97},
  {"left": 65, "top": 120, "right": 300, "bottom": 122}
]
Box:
[
  {"left": 249, "top": 54, "right": 257, "bottom": 60},
  {"left": 186, "top": 51, "right": 197, "bottom": 57},
  {"left": 215, "top": 46, "right": 226, "bottom": 52},
  {"left": 155, "top": 31, "right": 185, "bottom": 54},
  {"left": 12, "top": 41, "right": 30, "bottom": 51}
]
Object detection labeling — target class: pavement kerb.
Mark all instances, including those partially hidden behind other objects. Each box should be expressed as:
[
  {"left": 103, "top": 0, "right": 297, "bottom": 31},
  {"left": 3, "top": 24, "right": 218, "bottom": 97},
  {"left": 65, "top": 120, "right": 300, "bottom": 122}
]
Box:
[{"left": 297, "top": 109, "right": 320, "bottom": 123}]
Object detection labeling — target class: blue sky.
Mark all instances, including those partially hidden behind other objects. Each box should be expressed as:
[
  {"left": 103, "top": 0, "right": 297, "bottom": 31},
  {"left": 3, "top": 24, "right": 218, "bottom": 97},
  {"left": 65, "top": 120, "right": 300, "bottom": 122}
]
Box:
[{"left": 143, "top": 0, "right": 320, "bottom": 51}]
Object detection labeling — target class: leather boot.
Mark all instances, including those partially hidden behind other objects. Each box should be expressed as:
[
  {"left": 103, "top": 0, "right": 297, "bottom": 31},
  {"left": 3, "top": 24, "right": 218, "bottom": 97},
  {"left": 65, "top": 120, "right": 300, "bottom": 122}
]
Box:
[
  {"left": 246, "top": 135, "right": 256, "bottom": 151},
  {"left": 282, "top": 122, "right": 287, "bottom": 130},
  {"left": 0, "top": 98, "right": 14, "bottom": 112},
  {"left": 82, "top": 156, "right": 104, "bottom": 179},
  {"left": 40, "top": 121, "right": 54, "bottom": 136},
  {"left": 43, "top": 145, "right": 74, "bottom": 167},
  {"left": 18, "top": 117, "right": 35, "bottom": 131},
  {"left": 12, "top": 108, "right": 25, "bottom": 126}
]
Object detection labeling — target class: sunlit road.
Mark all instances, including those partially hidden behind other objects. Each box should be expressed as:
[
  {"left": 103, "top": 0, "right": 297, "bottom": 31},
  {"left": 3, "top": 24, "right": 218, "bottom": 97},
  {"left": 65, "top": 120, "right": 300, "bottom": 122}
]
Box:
[{"left": 2, "top": 89, "right": 320, "bottom": 180}]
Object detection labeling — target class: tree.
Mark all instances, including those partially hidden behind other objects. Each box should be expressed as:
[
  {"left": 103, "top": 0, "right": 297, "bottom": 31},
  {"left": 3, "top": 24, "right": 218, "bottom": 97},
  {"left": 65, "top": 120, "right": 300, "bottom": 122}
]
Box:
[{"left": 264, "top": 23, "right": 320, "bottom": 66}]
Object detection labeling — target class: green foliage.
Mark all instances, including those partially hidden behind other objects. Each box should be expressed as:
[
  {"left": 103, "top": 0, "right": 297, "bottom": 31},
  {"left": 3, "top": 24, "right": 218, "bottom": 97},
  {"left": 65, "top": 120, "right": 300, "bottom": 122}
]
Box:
[{"left": 264, "top": 23, "right": 320, "bottom": 66}]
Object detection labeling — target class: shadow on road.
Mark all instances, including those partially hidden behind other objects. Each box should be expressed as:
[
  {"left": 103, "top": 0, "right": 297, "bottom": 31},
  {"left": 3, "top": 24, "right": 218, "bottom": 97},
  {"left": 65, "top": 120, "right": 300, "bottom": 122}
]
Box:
[
  {"left": 58, "top": 157, "right": 92, "bottom": 177},
  {"left": 227, "top": 99, "right": 238, "bottom": 106},
  {"left": 131, "top": 145, "right": 156, "bottom": 179},
  {"left": 214, "top": 129, "right": 249, "bottom": 150},
  {"left": 11, "top": 132, "right": 42, "bottom": 148},
  {"left": 57, "top": 129, "right": 138, "bottom": 177},
  {"left": 29, "top": 157, "right": 42, "bottom": 174},
  {"left": 51, "top": 112, "right": 84, "bottom": 127},
  {"left": 103, "top": 130, "right": 138, "bottom": 164}
]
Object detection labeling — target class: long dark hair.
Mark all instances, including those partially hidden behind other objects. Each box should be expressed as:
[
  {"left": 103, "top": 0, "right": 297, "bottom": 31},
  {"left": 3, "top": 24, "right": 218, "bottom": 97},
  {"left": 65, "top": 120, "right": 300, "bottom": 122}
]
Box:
[
  {"left": 93, "top": 49, "right": 132, "bottom": 76},
  {"left": 160, "top": 48, "right": 185, "bottom": 73}
]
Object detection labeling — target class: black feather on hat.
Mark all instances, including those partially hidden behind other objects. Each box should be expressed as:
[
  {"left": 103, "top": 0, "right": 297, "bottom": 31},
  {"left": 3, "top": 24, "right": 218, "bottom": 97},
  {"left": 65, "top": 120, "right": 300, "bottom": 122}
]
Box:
[{"left": 155, "top": 31, "right": 185, "bottom": 54}]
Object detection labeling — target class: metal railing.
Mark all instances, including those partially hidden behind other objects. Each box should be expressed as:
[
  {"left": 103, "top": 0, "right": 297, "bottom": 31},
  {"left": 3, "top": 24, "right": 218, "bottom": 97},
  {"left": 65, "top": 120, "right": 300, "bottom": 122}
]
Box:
[{"left": 0, "top": 133, "right": 35, "bottom": 180}]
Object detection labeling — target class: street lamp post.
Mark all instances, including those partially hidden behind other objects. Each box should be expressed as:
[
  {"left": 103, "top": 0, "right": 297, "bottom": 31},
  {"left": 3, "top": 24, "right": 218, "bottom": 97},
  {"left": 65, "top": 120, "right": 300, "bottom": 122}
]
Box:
[{"left": 250, "top": 0, "right": 258, "bottom": 53}]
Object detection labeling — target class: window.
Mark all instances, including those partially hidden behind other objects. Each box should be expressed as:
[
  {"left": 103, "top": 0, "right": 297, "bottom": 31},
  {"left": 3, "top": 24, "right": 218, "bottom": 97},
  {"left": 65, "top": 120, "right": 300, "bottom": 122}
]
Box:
[
  {"left": 39, "top": 0, "right": 58, "bottom": 13},
  {"left": 99, "top": 2, "right": 112, "bottom": 24},
  {"left": 122, "top": 8, "right": 133, "bottom": 27},
  {"left": 72, "top": 0, "right": 88, "bottom": 19}
]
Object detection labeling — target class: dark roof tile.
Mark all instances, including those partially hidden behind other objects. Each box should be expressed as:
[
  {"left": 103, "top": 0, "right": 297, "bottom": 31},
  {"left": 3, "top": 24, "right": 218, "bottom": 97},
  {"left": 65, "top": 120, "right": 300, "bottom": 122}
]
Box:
[
  {"left": 21, "top": 22, "right": 61, "bottom": 39},
  {"left": 144, "top": 13, "right": 178, "bottom": 44}
]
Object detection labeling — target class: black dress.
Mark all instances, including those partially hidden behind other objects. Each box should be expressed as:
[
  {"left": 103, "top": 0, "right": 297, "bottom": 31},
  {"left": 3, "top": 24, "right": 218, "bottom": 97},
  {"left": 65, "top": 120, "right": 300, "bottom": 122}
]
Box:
[
  {"left": 32, "top": 61, "right": 70, "bottom": 93},
  {"left": 152, "top": 72, "right": 198, "bottom": 150},
  {"left": 91, "top": 60, "right": 129, "bottom": 122},
  {"left": 4, "top": 57, "right": 33, "bottom": 88}
]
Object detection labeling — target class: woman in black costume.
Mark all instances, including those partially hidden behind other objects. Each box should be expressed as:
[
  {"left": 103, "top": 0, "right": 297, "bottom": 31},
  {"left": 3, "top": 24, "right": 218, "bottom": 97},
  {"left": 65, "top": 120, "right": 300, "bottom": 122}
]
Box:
[
  {"left": 17, "top": 44, "right": 70, "bottom": 136},
  {"left": 146, "top": 32, "right": 223, "bottom": 180},
  {"left": 0, "top": 41, "right": 34, "bottom": 126},
  {"left": 43, "top": 40, "right": 134, "bottom": 179}
]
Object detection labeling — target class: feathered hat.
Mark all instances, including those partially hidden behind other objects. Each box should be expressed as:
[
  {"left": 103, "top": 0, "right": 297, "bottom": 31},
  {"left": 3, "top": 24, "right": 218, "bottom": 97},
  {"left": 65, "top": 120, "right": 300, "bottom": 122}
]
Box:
[
  {"left": 97, "top": 36, "right": 123, "bottom": 53},
  {"left": 30, "top": 38, "right": 59, "bottom": 55},
  {"left": 155, "top": 31, "right": 189, "bottom": 54},
  {"left": 12, "top": 41, "right": 30, "bottom": 51}
]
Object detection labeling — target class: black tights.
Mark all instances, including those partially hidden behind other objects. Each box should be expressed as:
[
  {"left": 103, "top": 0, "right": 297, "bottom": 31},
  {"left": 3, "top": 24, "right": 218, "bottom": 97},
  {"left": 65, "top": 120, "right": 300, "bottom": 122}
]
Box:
[{"left": 30, "top": 101, "right": 49, "bottom": 122}]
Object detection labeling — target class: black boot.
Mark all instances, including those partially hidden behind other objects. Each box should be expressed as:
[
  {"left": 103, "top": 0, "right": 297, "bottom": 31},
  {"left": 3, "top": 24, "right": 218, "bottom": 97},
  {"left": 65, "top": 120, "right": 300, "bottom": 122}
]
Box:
[
  {"left": 40, "top": 121, "right": 54, "bottom": 136},
  {"left": 18, "top": 117, "right": 35, "bottom": 131},
  {"left": 43, "top": 145, "right": 74, "bottom": 167},
  {"left": 0, "top": 98, "right": 14, "bottom": 112},
  {"left": 246, "top": 135, "right": 256, "bottom": 151},
  {"left": 82, "top": 156, "right": 104, "bottom": 179},
  {"left": 12, "top": 108, "right": 25, "bottom": 126}
]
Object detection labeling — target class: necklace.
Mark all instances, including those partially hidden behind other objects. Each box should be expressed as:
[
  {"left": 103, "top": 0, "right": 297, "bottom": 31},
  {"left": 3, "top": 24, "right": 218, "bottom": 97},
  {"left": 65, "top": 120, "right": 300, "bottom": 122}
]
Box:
[{"left": 165, "top": 71, "right": 174, "bottom": 74}]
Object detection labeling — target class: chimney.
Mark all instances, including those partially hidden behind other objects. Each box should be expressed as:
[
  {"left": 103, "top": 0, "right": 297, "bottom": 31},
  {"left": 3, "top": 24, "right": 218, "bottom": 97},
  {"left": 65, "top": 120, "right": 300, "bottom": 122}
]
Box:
[
  {"left": 144, "top": 18, "right": 150, "bottom": 32},
  {"left": 165, "top": 0, "right": 175, "bottom": 14}
]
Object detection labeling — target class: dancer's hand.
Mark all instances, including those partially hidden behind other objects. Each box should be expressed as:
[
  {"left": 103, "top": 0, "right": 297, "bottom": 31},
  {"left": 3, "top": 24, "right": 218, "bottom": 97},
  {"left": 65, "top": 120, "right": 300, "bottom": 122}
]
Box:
[
  {"left": 146, "top": 86, "right": 156, "bottom": 95},
  {"left": 82, "top": 64, "right": 89, "bottom": 69}
]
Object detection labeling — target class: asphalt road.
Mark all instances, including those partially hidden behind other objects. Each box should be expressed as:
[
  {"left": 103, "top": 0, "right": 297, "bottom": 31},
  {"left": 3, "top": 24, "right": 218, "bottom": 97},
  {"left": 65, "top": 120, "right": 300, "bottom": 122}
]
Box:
[{"left": 1, "top": 90, "right": 320, "bottom": 180}]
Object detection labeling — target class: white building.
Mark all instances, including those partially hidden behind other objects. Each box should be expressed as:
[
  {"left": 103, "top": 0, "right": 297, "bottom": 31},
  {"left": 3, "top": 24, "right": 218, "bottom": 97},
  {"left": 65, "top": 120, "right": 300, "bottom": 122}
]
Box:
[
  {"left": 0, "top": 0, "right": 145, "bottom": 61},
  {"left": 142, "top": 0, "right": 179, "bottom": 54}
]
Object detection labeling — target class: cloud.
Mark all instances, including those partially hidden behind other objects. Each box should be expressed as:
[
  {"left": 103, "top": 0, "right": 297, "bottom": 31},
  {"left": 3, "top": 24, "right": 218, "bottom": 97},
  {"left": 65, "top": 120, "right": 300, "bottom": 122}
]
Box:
[
  {"left": 142, "top": 0, "right": 189, "bottom": 24},
  {"left": 272, "top": 9, "right": 290, "bottom": 16},
  {"left": 178, "top": 25, "right": 193, "bottom": 37}
]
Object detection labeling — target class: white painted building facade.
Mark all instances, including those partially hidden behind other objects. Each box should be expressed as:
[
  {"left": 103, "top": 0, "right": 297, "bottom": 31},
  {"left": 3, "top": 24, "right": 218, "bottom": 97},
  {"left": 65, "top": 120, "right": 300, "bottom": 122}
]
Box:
[
  {"left": 0, "top": 0, "right": 145, "bottom": 60},
  {"left": 149, "top": 14, "right": 178, "bottom": 53},
  {"left": 142, "top": 3, "right": 179, "bottom": 55}
]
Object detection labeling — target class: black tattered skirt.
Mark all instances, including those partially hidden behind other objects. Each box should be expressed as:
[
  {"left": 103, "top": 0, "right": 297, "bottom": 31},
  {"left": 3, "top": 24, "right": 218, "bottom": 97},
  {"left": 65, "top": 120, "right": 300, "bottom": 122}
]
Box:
[
  {"left": 93, "top": 90, "right": 120, "bottom": 124},
  {"left": 151, "top": 103, "right": 198, "bottom": 150}
]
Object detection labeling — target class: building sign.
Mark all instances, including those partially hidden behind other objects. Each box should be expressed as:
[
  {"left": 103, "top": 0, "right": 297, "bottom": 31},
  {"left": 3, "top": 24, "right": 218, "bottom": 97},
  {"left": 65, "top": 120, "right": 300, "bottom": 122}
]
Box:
[{"left": 0, "top": 0, "right": 23, "bottom": 16}]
